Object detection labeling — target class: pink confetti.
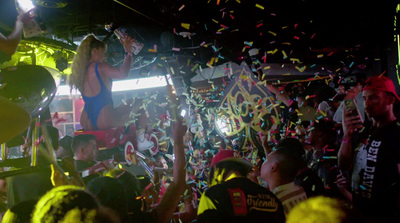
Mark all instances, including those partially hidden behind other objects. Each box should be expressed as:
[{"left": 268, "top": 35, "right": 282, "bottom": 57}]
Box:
[{"left": 34, "top": 135, "right": 45, "bottom": 147}]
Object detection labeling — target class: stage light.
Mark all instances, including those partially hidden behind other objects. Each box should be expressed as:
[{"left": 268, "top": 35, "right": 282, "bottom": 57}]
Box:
[
  {"left": 112, "top": 75, "right": 169, "bottom": 92},
  {"left": 16, "top": 0, "right": 35, "bottom": 13},
  {"left": 180, "top": 109, "right": 187, "bottom": 117},
  {"left": 56, "top": 75, "right": 170, "bottom": 96},
  {"left": 215, "top": 118, "right": 229, "bottom": 136}
]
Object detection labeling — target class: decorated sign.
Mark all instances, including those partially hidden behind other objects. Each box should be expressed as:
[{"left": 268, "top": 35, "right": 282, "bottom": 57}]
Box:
[{"left": 215, "top": 62, "right": 281, "bottom": 152}]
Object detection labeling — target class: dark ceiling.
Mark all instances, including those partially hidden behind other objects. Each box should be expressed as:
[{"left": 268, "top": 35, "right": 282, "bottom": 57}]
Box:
[{"left": 0, "top": 0, "right": 398, "bottom": 76}]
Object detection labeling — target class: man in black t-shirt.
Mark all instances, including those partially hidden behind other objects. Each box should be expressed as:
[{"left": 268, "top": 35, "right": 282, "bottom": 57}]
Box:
[
  {"left": 197, "top": 150, "right": 285, "bottom": 223},
  {"left": 338, "top": 75, "right": 400, "bottom": 222},
  {"left": 71, "top": 134, "right": 100, "bottom": 183}
]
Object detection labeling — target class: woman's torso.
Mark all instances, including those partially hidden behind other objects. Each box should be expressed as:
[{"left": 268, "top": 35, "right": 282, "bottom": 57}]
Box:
[{"left": 80, "top": 63, "right": 115, "bottom": 130}]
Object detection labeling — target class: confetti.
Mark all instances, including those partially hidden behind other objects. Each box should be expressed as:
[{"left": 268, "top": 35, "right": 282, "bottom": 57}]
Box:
[
  {"left": 181, "top": 23, "right": 190, "bottom": 30},
  {"left": 255, "top": 4, "right": 264, "bottom": 10}
]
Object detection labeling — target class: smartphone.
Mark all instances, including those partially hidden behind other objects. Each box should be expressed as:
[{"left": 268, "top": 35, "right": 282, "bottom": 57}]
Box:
[{"left": 343, "top": 99, "right": 363, "bottom": 123}]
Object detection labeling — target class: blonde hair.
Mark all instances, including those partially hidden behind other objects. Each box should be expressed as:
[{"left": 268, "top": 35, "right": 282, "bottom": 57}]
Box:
[
  {"left": 68, "top": 34, "right": 106, "bottom": 92},
  {"left": 31, "top": 185, "right": 99, "bottom": 223},
  {"left": 286, "top": 196, "right": 352, "bottom": 223}
]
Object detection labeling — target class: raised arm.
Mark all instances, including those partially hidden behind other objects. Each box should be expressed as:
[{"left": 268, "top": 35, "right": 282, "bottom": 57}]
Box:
[
  {"left": 0, "top": 17, "right": 24, "bottom": 55},
  {"left": 98, "top": 36, "right": 134, "bottom": 79},
  {"left": 266, "top": 83, "right": 291, "bottom": 107},
  {"left": 155, "top": 117, "right": 187, "bottom": 223},
  {"left": 338, "top": 106, "right": 363, "bottom": 171}
]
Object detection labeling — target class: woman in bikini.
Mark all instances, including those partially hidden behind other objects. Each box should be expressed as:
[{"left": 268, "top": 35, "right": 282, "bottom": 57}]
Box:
[{"left": 68, "top": 34, "right": 145, "bottom": 131}]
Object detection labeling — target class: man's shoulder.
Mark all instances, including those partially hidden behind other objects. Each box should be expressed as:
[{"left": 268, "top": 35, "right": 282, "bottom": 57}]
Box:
[
  {"left": 374, "top": 120, "right": 400, "bottom": 137},
  {"left": 206, "top": 178, "right": 273, "bottom": 196}
]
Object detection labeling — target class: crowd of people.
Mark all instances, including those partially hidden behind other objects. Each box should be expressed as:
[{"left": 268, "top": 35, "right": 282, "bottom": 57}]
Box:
[{"left": 0, "top": 11, "right": 399, "bottom": 223}]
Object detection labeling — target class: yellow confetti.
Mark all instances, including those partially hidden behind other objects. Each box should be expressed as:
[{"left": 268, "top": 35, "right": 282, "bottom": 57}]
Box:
[
  {"left": 255, "top": 4, "right": 264, "bottom": 10},
  {"left": 318, "top": 109, "right": 327, "bottom": 117},
  {"left": 268, "top": 31, "right": 277, "bottom": 36},
  {"left": 209, "top": 57, "right": 215, "bottom": 65},
  {"left": 264, "top": 66, "right": 271, "bottom": 69},
  {"left": 317, "top": 54, "right": 324, "bottom": 58},
  {"left": 181, "top": 23, "right": 190, "bottom": 30},
  {"left": 282, "top": 42, "right": 291, "bottom": 45},
  {"left": 191, "top": 64, "right": 199, "bottom": 72},
  {"left": 258, "top": 80, "right": 267, "bottom": 86},
  {"left": 212, "top": 19, "right": 219, "bottom": 24},
  {"left": 170, "top": 67, "right": 175, "bottom": 75},
  {"left": 267, "top": 49, "right": 278, "bottom": 54},
  {"left": 282, "top": 50, "right": 288, "bottom": 59},
  {"left": 295, "top": 65, "right": 306, "bottom": 72}
]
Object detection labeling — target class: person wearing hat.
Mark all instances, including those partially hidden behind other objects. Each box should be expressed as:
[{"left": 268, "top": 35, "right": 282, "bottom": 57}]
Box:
[
  {"left": 197, "top": 150, "right": 285, "bottom": 223},
  {"left": 338, "top": 75, "right": 400, "bottom": 222}
]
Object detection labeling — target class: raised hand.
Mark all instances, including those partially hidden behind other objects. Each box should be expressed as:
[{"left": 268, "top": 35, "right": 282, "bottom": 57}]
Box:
[
  {"left": 120, "top": 35, "right": 134, "bottom": 54},
  {"left": 172, "top": 117, "right": 187, "bottom": 144},
  {"left": 342, "top": 109, "right": 363, "bottom": 137},
  {"left": 17, "top": 10, "right": 35, "bottom": 25}
]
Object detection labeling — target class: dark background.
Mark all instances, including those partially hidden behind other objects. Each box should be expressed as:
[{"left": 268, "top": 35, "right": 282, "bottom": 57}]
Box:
[{"left": 0, "top": 0, "right": 399, "bottom": 81}]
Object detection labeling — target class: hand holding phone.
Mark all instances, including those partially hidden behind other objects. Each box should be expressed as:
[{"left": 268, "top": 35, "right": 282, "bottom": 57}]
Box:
[
  {"left": 342, "top": 99, "right": 363, "bottom": 136},
  {"left": 343, "top": 99, "right": 363, "bottom": 123}
]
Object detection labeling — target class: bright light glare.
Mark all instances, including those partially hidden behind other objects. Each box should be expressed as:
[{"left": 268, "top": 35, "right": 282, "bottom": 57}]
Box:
[
  {"left": 17, "top": 0, "right": 35, "bottom": 12},
  {"left": 113, "top": 75, "right": 169, "bottom": 92},
  {"left": 180, "top": 109, "right": 187, "bottom": 117},
  {"left": 56, "top": 75, "right": 169, "bottom": 96},
  {"left": 216, "top": 118, "right": 228, "bottom": 135}
]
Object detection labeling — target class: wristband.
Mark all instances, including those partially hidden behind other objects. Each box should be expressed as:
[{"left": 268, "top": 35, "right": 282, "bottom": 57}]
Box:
[{"left": 341, "top": 139, "right": 350, "bottom": 144}]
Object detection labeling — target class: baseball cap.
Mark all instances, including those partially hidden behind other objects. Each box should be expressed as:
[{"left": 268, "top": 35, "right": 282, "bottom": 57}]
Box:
[
  {"left": 210, "top": 150, "right": 252, "bottom": 169},
  {"left": 363, "top": 75, "right": 400, "bottom": 101}
]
